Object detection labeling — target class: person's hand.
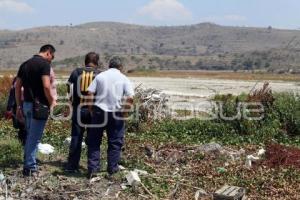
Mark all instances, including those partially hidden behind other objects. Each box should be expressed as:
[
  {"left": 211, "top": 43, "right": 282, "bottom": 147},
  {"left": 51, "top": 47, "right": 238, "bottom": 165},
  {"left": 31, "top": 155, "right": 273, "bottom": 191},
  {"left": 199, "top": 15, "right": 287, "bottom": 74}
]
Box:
[
  {"left": 16, "top": 107, "right": 24, "bottom": 124},
  {"left": 122, "top": 111, "right": 129, "bottom": 119},
  {"left": 4, "top": 111, "right": 13, "bottom": 120},
  {"left": 50, "top": 100, "right": 57, "bottom": 110}
]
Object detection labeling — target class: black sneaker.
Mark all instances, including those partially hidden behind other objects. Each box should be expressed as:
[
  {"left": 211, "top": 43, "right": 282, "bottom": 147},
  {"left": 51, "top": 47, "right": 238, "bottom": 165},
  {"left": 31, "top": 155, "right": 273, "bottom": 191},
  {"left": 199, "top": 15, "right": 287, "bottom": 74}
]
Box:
[
  {"left": 22, "top": 168, "right": 38, "bottom": 177},
  {"left": 36, "top": 159, "right": 42, "bottom": 165},
  {"left": 64, "top": 168, "right": 80, "bottom": 174},
  {"left": 63, "top": 163, "right": 80, "bottom": 173},
  {"left": 87, "top": 171, "right": 98, "bottom": 179}
]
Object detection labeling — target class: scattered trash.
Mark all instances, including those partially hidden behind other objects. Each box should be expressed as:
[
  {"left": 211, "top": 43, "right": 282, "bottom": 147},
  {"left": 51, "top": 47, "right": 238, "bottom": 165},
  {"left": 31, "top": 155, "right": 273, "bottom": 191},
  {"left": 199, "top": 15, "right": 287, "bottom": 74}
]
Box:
[
  {"left": 120, "top": 183, "right": 128, "bottom": 190},
  {"left": 195, "top": 188, "right": 209, "bottom": 200},
  {"left": 64, "top": 137, "right": 71, "bottom": 146},
  {"left": 245, "top": 155, "right": 260, "bottom": 168},
  {"left": 38, "top": 143, "right": 55, "bottom": 155},
  {"left": 244, "top": 147, "right": 266, "bottom": 168},
  {"left": 0, "top": 196, "right": 13, "bottom": 200},
  {"left": 133, "top": 169, "right": 148, "bottom": 176},
  {"left": 154, "top": 148, "right": 185, "bottom": 164},
  {"left": 89, "top": 177, "right": 101, "bottom": 184},
  {"left": 0, "top": 173, "right": 5, "bottom": 183},
  {"left": 25, "top": 187, "right": 34, "bottom": 193},
  {"left": 223, "top": 148, "right": 245, "bottom": 162},
  {"left": 213, "top": 185, "right": 246, "bottom": 200},
  {"left": 134, "top": 87, "right": 170, "bottom": 122},
  {"left": 197, "top": 143, "right": 223, "bottom": 153},
  {"left": 257, "top": 148, "right": 266, "bottom": 156},
  {"left": 196, "top": 143, "right": 245, "bottom": 162},
  {"left": 119, "top": 165, "right": 126, "bottom": 171},
  {"left": 144, "top": 145, "right": 155, "bottom": 158},
  {"left": 64, "top": 137, "right": 86, "bottom": 148},
  {"left": 126, "top": 171, "right": 141, "bottom": 186},
  {"left": 104, "top": 187, "right": 110, "bottom": 196}
]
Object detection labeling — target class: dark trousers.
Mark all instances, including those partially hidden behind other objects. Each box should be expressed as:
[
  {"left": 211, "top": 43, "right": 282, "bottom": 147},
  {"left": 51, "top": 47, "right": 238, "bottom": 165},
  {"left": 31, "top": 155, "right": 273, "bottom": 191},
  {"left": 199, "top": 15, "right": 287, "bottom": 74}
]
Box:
[
  {"left": 13, "top": 115, "right": 27, "bottom": 146},
  {"left": 66, "top": 107, "right": 88, "bottom": 170},
  {"left": 87, "top": 106, "right": 125, "bottom": 174}
]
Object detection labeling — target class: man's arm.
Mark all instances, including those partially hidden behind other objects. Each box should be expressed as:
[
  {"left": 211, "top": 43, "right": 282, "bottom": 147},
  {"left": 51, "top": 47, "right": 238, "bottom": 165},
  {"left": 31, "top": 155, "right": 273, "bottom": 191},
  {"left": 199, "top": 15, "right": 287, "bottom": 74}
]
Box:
[
  {"left": 122, "top": 96, "right": 134, "bottom": 118},
  {"left": 6, "top": 80, "right": 16, "bottom": 111},
  {"left": 15, "top": 78, "right": 23, "bottom": 109},
  {"left": 67, "top": 70, "right": 76, "bottom": 102},
  {"left": 42, "top": 75, "right": 56, "bottom": 109},
  {"left": 15, "top": 77, "right": 24, "bottom": 121},
  {"left": 87, "top": 78, "right": 98, "bottom": 114},
  {"left": 123, "top": 78, "right": 135, "bottom": 116}
]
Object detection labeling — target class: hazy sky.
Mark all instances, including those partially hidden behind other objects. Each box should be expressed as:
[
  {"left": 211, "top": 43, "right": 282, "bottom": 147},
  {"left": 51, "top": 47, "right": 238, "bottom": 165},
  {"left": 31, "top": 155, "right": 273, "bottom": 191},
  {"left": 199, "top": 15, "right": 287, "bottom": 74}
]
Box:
[{"left": 0, "top": 0, "right": 299, "bottom": 30}]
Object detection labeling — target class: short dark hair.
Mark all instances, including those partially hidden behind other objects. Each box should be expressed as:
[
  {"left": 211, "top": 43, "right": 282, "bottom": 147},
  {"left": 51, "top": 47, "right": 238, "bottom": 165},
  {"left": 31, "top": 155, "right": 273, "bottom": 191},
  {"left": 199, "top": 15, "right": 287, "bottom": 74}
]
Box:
[
  {"left": 109, "top": 56, "right": 123, "bottom": 69},
  {"left": 85, "top": 52, "right": 99, "bottom": 66},
  {"left": 39, "top": 44, "right": 56, "bottom": 54}
]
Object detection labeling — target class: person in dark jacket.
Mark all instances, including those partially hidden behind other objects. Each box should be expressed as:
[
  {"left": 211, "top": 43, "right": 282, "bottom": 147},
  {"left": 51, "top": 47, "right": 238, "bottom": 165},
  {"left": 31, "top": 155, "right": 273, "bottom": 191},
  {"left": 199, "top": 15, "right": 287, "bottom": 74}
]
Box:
[
  {"left": 64, "top": 52, "right": 101, "bottom": 173},
  {"left": 5, "top": 77, "right": 27, "bottom": 145}
]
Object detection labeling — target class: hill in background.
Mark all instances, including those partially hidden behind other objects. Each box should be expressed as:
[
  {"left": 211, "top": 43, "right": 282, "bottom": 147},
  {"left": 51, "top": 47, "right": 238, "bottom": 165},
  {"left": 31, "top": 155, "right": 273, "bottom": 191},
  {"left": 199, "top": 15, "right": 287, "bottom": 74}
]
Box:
[{"left": 0, "top": 22, "right": 300, "bottom": 73}]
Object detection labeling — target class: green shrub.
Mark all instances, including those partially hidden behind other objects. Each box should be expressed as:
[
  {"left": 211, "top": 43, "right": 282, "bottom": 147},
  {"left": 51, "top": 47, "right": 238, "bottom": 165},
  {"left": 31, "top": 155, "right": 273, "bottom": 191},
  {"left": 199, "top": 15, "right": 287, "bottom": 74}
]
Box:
[
  {"left": 273, "top": 93, "right": 300, "bottom": 135},
  {"left": 56, "top": 83, "right": 68, "bottom": 97},
  {"left": 0, "top": 137, "right": 23, "bottom": 168},
  {"left": 0, "top": 95, "right": 8, "bottom": 118},
  {"left": 0, "top": 76, "right": 13, "bottom": 118},
  {"left": 136, "top": 91, "right": 300, "bottom": 146},
  {"left": 43, "top": 120, "right": 71, "bottom": 148}
]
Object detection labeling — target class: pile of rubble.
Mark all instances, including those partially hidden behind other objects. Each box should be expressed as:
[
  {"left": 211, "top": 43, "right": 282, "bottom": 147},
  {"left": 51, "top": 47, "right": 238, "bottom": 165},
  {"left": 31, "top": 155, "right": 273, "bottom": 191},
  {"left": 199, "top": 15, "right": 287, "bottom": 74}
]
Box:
[{"left": 133, "top": 86, "right": 170, "bottom": 122}]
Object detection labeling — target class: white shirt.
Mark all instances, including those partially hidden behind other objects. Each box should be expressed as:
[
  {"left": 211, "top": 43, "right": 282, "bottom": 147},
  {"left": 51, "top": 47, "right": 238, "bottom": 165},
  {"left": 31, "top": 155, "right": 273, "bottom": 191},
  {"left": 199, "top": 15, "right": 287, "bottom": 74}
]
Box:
[{"left": 87, "top": 68, "right": 134, "bottom": 112}]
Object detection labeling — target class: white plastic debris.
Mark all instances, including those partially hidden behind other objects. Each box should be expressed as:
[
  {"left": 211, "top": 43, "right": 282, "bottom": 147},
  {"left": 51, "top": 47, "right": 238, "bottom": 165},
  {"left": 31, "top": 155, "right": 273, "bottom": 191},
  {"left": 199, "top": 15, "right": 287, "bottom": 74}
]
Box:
[
  {"left": 38, "top": 143, "right": 55, "bottom": 155},
  {"left": 90, "top": 177, "right": 101, "bottom": 184},
  {"left": 63, "top": 137, "right": 71, "bottom": 146},
  {"left": 245, "top": 148, "right": 266, "bottom": 168},
  {"left": 247, "top": 155, "right": 260, "bottom": 161},
  {"left": 195, "top": 188, "right": 208, "bottom": 200},
  {"left": 126, "top": 171, "right": 141, "bottom": 186},
  {"left": 120, "top": 183, "right": 128, "bottom": 190},
  {"left": 64, "top": 137, "right": 86, "bottom": 149},
  {"left": 0, "top": 173, "right": 5, "bottom": 183},
  {"left": 257, "top": 148, "right": 266, "bottom": 156},
  {"left": 133, "top": 169, "right": 148, "bottom": 176},
  {"left": 119, "top": 165, "right": 126, "bottom": 170},
  {"left": 245, "top": 155, "right": 260, "bottom": 168}
]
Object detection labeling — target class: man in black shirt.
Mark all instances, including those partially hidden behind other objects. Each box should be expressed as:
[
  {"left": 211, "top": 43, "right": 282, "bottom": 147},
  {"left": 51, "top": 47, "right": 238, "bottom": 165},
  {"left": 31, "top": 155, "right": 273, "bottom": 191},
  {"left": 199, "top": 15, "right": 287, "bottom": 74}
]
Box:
[
  {"left": 15, "top": 44, "right": 56, "bottom": 176},
  {"left": 64, "top": 52, "right": 101, "bottom": 173}
]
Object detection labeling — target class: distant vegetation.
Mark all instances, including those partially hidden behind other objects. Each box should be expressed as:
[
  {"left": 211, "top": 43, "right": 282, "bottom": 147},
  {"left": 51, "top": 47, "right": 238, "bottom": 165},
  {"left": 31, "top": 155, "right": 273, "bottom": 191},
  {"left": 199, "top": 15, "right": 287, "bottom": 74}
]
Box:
[{"left": 1, "top": 22, "right": 300, "bottom": 73}]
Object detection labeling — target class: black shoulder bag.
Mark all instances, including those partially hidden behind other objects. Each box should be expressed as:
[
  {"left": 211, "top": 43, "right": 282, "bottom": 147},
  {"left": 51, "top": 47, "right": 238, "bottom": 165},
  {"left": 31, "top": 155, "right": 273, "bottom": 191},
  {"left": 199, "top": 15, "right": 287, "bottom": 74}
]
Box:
[{"left": 28, "top": 87, "right": 49, "bottom": 120}]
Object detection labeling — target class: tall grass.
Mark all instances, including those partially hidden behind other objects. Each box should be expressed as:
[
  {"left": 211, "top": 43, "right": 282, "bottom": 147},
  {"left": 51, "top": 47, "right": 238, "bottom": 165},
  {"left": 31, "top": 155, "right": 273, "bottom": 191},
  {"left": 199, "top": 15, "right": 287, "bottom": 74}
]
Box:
[{"left": 0, "top": 76, "right": 13, "bottom": 118}]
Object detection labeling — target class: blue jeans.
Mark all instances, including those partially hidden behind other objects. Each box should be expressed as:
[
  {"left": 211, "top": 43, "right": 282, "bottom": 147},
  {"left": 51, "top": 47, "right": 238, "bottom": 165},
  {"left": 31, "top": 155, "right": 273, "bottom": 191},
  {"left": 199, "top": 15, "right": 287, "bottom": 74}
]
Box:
[
  {"left": 23, "top": 102, "right": 48, "bottom": 171},
  {"left": 87, "top": 106, "right": 125, "bottom": 174}
]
